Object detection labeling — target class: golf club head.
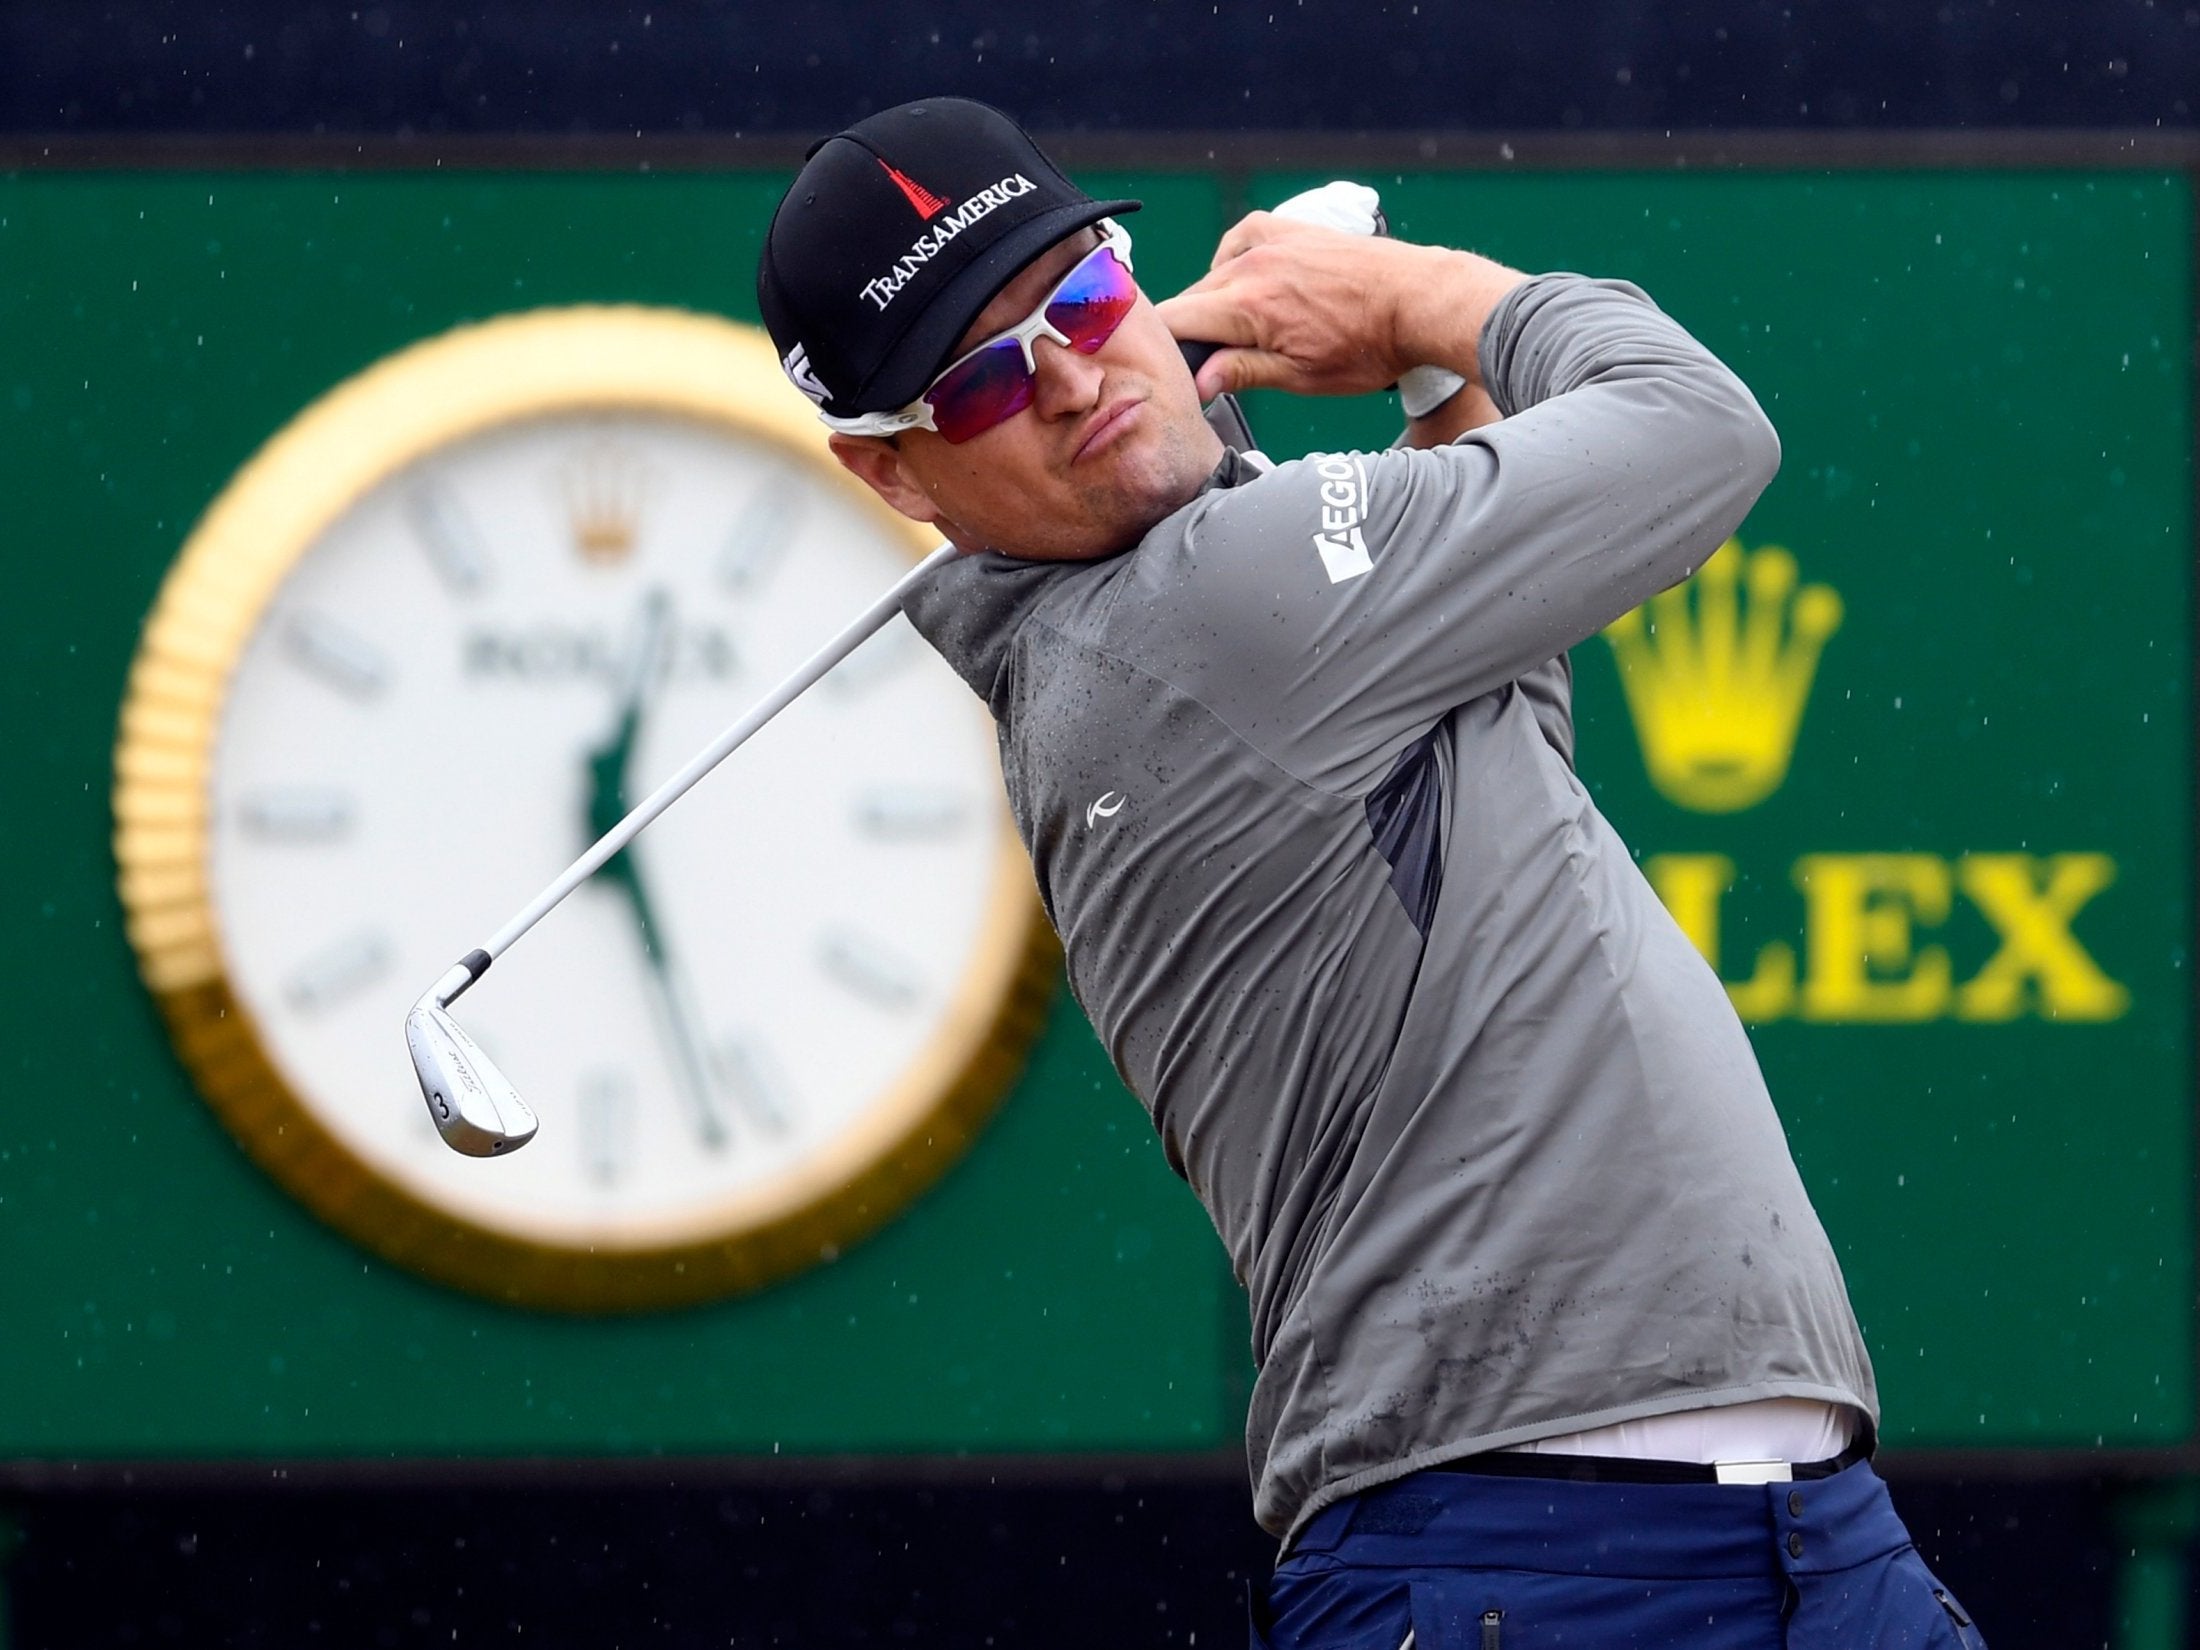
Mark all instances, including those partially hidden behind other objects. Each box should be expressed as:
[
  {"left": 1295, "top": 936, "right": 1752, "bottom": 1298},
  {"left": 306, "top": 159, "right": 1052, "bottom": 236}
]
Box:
[{"left": 406, "top": 996, "right": 539, "bottom": 1157}]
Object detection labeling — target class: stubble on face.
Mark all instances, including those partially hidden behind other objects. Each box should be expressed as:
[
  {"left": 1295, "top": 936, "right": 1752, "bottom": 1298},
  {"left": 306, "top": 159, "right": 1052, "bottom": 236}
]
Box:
[{"left": 1077, "top": 378, "right": 1221, "bottom": 537}]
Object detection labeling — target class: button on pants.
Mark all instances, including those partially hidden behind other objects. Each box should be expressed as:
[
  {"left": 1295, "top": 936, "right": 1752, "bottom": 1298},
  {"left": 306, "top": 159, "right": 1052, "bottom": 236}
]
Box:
[{"left": 1253, "top": 1460, "right": 1985, "bottom": 1648}]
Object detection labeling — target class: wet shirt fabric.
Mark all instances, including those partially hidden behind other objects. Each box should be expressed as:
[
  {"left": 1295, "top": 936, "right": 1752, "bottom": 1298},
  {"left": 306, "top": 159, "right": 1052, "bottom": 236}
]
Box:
[{"left": 901, "top": 273, "right": 1877, "bottom": 1544}]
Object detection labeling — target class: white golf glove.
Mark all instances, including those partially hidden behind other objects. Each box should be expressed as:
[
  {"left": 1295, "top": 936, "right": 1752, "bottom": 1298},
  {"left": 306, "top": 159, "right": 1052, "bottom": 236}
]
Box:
[{"left": 1268, "top": 180, "right": 1469, "bottom": 420}]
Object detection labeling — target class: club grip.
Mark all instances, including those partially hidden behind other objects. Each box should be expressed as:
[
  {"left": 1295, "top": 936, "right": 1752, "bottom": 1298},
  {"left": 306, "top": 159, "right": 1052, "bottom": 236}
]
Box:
[{"left": 1178, "top": 339, "right": 1221, "bottom": 377}]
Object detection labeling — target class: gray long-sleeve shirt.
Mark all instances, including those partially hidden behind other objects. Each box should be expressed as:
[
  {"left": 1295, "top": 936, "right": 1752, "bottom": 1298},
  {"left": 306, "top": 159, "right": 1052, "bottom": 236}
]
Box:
[{"left": 902, "top": 273, "right": 1876, "bottom": 1543}]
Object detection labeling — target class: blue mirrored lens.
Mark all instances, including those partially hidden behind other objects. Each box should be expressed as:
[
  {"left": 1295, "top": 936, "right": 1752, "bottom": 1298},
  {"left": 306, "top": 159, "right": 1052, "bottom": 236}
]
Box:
[
  {"left": 922, "top": 242, "right": 1135, "bottom": 443},
  {"left": 1046, "top": 248, "right": 1137, "bottom": 354},
  {"left": 923, "top": 339, "right": 1035, "bottom": 443}
]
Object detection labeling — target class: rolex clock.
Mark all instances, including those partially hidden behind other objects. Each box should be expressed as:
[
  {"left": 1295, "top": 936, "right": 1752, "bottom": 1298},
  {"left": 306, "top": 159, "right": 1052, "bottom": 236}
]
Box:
[{"left": 113, "top": 307, "right": 1055, "bottom": 1312}]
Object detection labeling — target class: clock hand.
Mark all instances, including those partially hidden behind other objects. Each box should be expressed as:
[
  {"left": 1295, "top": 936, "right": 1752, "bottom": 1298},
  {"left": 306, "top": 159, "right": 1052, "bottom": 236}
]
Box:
[
  {"left": 585, "top": 591, "right": 732, "bottom": 1150},
  {"left": 608, "top": 846, "right": 733, "bottom": 1151},
  {"left": 413, "top": 540, "right": 959, "bottom": 1158}
]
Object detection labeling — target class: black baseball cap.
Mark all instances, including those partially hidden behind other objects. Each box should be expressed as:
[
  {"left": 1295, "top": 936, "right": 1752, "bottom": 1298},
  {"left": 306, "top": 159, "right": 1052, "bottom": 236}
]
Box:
[{"left": 757, "top": 98, "right": 1139, "bottom": 420}]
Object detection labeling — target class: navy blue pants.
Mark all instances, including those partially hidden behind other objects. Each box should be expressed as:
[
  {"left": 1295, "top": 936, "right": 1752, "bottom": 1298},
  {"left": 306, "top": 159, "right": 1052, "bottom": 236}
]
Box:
[{"left": 1253, "top": 1460, "right": 1985, "bottom": 1648}]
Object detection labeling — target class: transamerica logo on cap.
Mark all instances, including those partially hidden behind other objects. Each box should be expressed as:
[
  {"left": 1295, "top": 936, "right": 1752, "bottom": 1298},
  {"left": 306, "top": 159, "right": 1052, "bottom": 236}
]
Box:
[
  {"left": 859, "top": 172, "right": 1038, "bottom": 313},
  {"left": 780, "top": 343, "right": 830, "bottom": 406}
]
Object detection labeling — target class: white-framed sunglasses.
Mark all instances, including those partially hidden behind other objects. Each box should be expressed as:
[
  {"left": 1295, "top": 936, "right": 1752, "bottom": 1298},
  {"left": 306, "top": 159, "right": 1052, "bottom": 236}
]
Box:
[{"left": 820, "top": 219, "right": 1138, "bottom": 444}]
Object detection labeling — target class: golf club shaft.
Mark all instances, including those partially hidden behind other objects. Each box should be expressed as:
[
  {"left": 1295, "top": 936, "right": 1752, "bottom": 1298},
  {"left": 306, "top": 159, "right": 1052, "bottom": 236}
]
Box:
[{"left": 434, "top": 540, "right": 960, "bottom": 1009}]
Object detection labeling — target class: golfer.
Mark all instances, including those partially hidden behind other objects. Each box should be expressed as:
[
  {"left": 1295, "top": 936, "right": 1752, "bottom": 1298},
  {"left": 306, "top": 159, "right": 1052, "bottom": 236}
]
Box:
[{"left": 759, "top": 98, "right": 1984, "bottom": 1647}]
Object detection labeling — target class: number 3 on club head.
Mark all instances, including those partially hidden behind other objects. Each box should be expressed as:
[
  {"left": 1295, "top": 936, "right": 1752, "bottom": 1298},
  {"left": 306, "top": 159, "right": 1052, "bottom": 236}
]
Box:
[{"left": 405, "top": 998, "right": 540, "bottom": 1157}]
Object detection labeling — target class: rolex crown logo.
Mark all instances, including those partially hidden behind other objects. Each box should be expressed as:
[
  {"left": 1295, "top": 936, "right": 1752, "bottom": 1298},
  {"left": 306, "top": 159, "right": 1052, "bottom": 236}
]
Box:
[
  {"left": 561, "top": 439, "right": 648, "bottom": 564},
  {"left": 1601, "top": 538, "right": 1843, "bottom": 814}
]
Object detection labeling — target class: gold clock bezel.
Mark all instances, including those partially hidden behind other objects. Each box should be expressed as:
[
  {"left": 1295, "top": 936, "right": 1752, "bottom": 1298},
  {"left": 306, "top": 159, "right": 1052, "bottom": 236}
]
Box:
[{"left": 112, "top": 305, "right": 1058, "bottom": 1315}]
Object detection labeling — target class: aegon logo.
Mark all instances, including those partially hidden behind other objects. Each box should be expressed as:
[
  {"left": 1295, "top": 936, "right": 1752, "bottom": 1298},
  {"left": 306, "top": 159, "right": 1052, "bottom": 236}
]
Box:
[
  {"left": 860, "top": 173, "right": 1037, "bottom": 312},
  {"left": 1310, "top": 453, "right": 1373, "bottom": 583}
]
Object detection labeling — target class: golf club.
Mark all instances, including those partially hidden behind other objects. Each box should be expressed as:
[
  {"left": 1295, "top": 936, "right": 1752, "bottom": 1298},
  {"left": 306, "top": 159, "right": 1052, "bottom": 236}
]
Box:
[{"left": 407, "top": 539, "right": 960, "bottom": 1157}]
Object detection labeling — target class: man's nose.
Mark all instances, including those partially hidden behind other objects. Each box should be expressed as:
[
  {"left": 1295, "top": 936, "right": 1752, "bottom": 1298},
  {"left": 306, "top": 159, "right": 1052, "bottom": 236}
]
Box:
[{"left": 1029, "top": 334, "right": 1104, "bottom": 419}]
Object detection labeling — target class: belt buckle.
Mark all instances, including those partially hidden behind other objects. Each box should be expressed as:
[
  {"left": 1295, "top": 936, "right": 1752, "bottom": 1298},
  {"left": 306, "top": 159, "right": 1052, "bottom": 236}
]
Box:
[{"left": 1713, "top": 1459, "right": 1793, "bottom": 1485}]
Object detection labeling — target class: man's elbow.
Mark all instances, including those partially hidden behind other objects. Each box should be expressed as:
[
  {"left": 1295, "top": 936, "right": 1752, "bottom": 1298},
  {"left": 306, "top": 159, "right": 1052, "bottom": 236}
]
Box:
[
  {"left": 1679, "top": 381, "right": 1781, "bottom": 530},
  {"left": 1645, "top": 382, "right": 1781, "bottom": 588},
  {"left": 1733, "top": 396, "right": 1782, "bottom": 500}
]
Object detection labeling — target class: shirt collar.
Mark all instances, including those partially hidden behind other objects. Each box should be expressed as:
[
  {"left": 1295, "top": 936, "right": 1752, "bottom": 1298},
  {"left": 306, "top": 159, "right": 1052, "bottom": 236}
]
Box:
[{"left": 901, "top": 447, "right": 1269, "bottom": 718}]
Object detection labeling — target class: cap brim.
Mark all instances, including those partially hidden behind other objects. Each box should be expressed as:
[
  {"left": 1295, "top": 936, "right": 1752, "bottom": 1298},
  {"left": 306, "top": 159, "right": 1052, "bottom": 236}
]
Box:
[{"left": 853, "top": 196, "right": 1141, "bottom": 413}]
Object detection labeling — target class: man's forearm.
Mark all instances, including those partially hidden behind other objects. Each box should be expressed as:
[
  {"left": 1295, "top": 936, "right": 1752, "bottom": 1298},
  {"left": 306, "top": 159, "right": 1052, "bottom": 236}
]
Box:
[
  {"left": 1388, "top": 247, "right": 1528, "bottom": 447},
  {"left": 1392, "top": 246, "right": 1534, "bottom": 391}
]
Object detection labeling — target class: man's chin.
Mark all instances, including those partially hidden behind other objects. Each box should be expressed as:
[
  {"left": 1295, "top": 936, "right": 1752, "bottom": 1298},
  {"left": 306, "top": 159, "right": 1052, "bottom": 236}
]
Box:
[
  {"left": 965, "top": 425, "right": 1220, "bottom": 561},
  {"left": 1077, "top": 430, "right": 1218, "bottom": 544}
]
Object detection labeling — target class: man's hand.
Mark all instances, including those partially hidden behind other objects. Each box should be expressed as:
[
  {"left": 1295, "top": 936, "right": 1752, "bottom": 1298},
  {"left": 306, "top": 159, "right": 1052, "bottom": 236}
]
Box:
[{"left": 1154, "top": 212, "right": 1529, "bottom": 405}]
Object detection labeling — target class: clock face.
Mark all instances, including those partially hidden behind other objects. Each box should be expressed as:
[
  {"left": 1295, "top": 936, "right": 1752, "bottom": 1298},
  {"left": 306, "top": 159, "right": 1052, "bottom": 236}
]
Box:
[{"left": 115, "top": 309, "right": 1053, "bottom": 1311}]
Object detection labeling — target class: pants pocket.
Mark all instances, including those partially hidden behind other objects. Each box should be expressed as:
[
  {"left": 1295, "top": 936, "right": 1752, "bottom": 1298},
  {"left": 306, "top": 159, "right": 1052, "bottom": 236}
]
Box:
[
  {"left": 1410, "top": 1574, "right": 1780, "bottom": 1647},
  {"left": 1403, "top": 1608, "right": 1502, "bottom": 1649}
]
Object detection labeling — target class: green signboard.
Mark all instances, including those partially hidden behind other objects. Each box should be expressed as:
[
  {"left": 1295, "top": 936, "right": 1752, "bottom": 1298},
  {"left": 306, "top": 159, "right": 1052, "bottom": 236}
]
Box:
[{"left": 0, "top": 159, "right": 2190, "bottom": 1464}]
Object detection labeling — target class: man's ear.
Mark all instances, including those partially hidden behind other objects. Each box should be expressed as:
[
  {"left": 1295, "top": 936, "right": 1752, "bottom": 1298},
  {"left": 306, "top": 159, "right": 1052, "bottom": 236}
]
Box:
[{"left": 829, "top": 434, "right": 943, "bottom": 527}]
